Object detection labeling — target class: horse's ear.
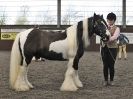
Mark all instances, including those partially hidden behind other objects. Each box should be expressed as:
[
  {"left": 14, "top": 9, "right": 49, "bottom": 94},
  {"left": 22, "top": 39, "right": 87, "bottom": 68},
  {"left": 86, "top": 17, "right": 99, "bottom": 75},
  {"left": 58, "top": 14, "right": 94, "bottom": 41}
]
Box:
[
  {"left": 94, "top": 13, "right": 96, "bottom": 17},
  {"left": 101, "top": 15, "right": 103, "bottom": 19},
  {"left": 93, "top": 13, "right": 97, "bottom": 21}
]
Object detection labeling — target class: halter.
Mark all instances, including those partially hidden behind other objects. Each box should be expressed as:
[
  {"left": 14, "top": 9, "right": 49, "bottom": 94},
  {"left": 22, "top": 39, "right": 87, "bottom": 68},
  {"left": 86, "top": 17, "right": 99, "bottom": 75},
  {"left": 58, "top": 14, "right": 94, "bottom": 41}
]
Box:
[
  {"left": 96, "top": 18, "right": 110, "bottom": 42},
  {"left": 88, "top": 17, "right": 107, "bottom": 40}
]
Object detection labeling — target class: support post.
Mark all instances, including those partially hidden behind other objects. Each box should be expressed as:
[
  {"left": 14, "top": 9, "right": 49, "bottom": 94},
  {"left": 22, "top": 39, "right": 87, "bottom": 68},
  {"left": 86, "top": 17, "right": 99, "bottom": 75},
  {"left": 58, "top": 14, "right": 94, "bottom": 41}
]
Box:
[
  {"left": 57, "top": 0, "right": 61, "bottom": 28},
  {"left": 122, "top": 0, "right": 126, "bottom": 28}
]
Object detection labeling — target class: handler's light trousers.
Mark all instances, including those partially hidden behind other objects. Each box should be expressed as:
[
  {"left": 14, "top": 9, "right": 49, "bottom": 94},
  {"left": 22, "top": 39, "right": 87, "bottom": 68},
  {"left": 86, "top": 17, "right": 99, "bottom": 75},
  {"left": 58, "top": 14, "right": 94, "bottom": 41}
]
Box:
[{"left": 118, "top": 45, "right": 127, "bottom": 59}]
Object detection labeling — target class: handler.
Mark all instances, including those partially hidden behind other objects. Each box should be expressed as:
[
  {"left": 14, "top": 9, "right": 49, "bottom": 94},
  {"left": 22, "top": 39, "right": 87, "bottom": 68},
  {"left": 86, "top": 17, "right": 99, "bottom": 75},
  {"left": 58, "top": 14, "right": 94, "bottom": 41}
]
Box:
[{"left": 100, "top": 12, "right": 120, "bottom": 86}]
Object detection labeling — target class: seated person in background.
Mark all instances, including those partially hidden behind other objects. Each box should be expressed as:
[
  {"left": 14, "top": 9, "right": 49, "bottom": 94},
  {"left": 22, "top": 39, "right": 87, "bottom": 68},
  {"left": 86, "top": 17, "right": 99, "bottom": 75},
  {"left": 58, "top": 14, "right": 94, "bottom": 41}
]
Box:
[{"left": 117, "top": 33, "right": 129, "bottom": 60}]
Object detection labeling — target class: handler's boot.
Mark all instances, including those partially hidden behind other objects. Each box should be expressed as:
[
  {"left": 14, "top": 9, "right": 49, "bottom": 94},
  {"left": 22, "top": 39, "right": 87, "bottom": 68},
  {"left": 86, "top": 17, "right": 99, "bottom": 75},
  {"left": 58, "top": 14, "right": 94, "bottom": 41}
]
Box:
[
  {"left": 109, "top": 81, "right": 114, "bottom": 86},
  {"left": 103, "top": 81, "right": 108, "bottom": 86}
]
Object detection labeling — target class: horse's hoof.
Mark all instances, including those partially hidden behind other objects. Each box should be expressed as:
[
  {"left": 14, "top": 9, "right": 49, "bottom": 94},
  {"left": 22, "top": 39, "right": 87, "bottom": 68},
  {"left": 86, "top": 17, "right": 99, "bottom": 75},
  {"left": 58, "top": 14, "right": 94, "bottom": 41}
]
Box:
[
  {"left": 26, "top": 82, "right": 34, "bottom": 89},
  {"left": 14, "top": 84, "right": 30, "bottom": 91},
  {"left": 60, "top": 88, "right": 78, "bottom": 91},
  {"left": 74, "top": 79, "right": 83, "bottom": 88},
  {"left": 60, "top": 86, "right": 78, "bottom": 91},
  {"left": 76, "top": 83, "right": 83, "bottom": 88},
  {"left": 15, "top": 87, "right": 30, "bottom": 92},
  {"left": 29, "top": 84, "right": 34, "bottom": 89}
]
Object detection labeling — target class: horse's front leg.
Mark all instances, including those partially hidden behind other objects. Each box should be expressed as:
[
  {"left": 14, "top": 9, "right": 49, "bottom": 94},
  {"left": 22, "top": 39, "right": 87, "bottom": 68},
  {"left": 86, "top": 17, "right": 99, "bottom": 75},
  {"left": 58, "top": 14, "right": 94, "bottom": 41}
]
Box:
[
  {"left": 60, "top": 58, "right": 78, "bottom": 91},
  {"left": 73, "top": 58, "right": 83, "bottom": 88},
  {"left": 73, "top": 70, "right": 83, "bottom": 88}
]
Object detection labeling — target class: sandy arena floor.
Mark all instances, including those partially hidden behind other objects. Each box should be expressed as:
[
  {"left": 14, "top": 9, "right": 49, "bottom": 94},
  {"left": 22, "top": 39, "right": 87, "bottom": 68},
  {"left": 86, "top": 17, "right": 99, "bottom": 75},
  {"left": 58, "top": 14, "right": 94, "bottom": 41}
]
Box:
[{"left": 0, "top": 51, "right": 133, "bottom": 99}]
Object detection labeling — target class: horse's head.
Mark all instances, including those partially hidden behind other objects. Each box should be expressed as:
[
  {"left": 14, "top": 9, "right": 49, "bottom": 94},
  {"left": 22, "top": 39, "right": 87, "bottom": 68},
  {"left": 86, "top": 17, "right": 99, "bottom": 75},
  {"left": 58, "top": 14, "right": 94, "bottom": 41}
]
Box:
[{"left": 92, "top": 13, "right": 110, "bottom": 42}]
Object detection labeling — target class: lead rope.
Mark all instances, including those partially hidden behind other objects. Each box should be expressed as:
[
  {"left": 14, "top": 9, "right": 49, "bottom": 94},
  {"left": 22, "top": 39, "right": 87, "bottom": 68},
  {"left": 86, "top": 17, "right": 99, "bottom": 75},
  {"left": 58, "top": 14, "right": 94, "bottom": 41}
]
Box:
[
  {"left": 106, "top": 46, "right": 116, "bottom": 62},
  {"left": 100, "top": 40, "right": 116, "bottom": 62}
]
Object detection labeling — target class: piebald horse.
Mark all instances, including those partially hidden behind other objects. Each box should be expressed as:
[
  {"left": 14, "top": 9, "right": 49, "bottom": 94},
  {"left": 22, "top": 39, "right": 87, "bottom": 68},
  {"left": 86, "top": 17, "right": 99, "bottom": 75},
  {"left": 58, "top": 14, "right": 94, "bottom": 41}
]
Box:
[{"left": 10, "top": 13, "right": 110, "bottom": 91}]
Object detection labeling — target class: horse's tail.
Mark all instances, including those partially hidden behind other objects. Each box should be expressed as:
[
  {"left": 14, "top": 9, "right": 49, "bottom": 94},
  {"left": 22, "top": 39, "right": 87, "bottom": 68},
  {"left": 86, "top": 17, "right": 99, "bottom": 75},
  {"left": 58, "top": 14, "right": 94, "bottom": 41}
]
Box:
[{"left": 9, "top": 33, "right": 21, "bottom": 88}]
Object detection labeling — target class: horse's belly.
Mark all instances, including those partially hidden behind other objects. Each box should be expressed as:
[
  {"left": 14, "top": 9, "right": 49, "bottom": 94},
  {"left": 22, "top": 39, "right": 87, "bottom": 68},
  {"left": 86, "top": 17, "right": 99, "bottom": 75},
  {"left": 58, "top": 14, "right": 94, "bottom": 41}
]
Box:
[
  {"left": 43, "top": 51, "right": 67, "bottom": 61},
  {"left": 49, "top": 39, "right": 68, "bottom": 59}
]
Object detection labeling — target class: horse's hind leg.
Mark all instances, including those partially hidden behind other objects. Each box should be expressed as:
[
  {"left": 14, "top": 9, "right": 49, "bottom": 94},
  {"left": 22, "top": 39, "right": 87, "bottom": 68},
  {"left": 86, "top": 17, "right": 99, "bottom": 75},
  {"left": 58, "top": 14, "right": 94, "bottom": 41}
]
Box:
[
  {"left": 14, "top": 59, "right": 32, "bottom": 91},
  {"left": 14, "top": 66, "right": 30, "bottom": 91},
  {"left": 25, "top": 66, "right": 33, "bottom": 88},
  {"left": 60, "top": 58, "right": 78, "bottom": 91}
]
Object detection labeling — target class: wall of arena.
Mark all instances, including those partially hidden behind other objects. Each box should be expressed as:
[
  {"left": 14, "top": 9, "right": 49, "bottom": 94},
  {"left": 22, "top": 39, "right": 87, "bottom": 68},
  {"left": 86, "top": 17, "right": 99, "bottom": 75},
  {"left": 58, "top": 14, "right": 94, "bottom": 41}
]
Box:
[{"left": 0, "top": 25, "right": 133, "bottom": 51}]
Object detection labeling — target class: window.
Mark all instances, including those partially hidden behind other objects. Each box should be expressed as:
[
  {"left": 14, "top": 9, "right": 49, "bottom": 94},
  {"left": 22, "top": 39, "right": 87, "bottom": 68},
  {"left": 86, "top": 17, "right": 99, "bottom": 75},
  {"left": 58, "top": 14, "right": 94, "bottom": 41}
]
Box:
[
  {"left": 0, "top": 0, "right": 57, "bottom": 25},
  {"left": 0, "top": 0, "right": 123, "bottom": 25},
  {"left": 127, "top": 0, "right": 133, "bottom": 25},
  {"left": 61, "top": 0, "right": 122, "bottom": 25}
]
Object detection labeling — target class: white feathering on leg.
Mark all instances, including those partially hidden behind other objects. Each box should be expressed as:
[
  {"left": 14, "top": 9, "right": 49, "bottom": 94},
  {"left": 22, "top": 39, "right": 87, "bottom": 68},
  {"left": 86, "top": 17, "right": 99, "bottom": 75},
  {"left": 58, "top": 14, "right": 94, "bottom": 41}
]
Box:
[
  {"left": 25, "top": 67, "right": 33, "bottom": 89},
  {"left": 73, "top": 70, "right": 83, "bottom": 88},
  {"left": 60, "top": 58, "right": 78, "bottom": 91},
  {"left": 14, "top": 66, "right": 30, "bottom": 91}
]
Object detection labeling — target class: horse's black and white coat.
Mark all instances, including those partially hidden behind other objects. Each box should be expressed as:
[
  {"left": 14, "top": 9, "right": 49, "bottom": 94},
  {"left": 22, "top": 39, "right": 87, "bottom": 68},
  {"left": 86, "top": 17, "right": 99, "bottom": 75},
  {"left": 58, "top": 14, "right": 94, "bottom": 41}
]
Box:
[{"left": 10, "top": 13, "right": 110, "bottom": 91}]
